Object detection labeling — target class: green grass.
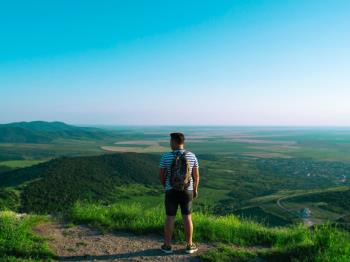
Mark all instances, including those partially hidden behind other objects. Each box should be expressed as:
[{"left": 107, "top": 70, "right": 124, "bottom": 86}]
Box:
[
  {"left": 0, "top": 211, "right": 53, "bottom": 261},
  {"left": 71, "top": 201, "right": 350, "bottom": 261},
  {"left": 201, "top": 245, "right": 257, "bottom": 262},
  {"left": 111, "top": 184, "right": 164, "bottom": 209},
  {"left": 0, "top": 159, "right": 46, "bottom": 169}
]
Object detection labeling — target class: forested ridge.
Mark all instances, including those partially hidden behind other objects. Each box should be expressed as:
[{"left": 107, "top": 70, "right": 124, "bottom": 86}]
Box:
[{"left": 0, "top": 153, "right": 160, "bottom": 213}]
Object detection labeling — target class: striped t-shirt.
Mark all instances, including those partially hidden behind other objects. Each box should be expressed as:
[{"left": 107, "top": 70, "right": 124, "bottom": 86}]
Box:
[{"left": 159, "top": 149, "right": 199, "bottom": 191}]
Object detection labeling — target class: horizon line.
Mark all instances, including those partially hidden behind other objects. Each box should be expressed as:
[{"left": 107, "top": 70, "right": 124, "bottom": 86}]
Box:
[{"left": 2, "top": 120, "right": 350, "bottom": 129}]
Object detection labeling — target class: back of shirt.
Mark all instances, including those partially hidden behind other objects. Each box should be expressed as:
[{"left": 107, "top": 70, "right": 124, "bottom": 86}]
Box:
[{"left": 159, "top": 149, "right": 199, "bottom": 191}]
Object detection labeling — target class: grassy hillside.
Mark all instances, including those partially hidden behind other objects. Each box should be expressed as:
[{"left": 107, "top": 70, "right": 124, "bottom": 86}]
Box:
[
  {"left": 0, "top": 153, "right": 160, "bottom": 213},
  {"left": 71, "top": 201, "right": 350, "bottom": 262},
  {"left": 2, "top": 201, "right": 350, "bottom": 261},
  {"left": 0, "top": 211, "right": 53, "bottom": 261}
]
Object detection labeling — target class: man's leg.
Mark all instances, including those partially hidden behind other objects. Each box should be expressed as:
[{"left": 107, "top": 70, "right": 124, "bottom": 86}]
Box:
[
  {"left": 180, "top": 190, "right": 197, "bottom": 253},
  {"left": 164, "top": 215, "right": 175, "bottom": 246},
  {"left": 182, "top": 214, "right": 193, "bottom": 245},
  {"left": 164, "top": 190, "right": 177, "bottom": 247}
]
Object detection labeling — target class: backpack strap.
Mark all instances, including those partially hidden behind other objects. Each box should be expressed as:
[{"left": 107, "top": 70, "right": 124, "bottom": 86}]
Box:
[{"left": 172, "top": 150, "right": 187, "bottom": 157}]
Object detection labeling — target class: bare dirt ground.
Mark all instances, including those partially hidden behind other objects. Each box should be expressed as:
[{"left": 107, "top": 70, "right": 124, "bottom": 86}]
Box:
[{"left": 34, "top": 222, "right": 212, "bottom": 261}]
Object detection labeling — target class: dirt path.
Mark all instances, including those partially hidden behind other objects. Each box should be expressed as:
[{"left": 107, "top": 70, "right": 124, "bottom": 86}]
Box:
[{"left": 34, "top": 222, "right": 212, "bottom": 261}]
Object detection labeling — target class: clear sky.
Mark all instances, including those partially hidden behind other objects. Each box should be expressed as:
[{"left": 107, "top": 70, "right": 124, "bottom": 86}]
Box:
[{"left": 1, "top": 0, "right": 349, "bottom": 125}]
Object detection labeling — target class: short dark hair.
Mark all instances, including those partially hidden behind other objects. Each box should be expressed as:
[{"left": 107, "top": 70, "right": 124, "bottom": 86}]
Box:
[{"left": 170, "top": 132, "right": 185, "bottom": 144}]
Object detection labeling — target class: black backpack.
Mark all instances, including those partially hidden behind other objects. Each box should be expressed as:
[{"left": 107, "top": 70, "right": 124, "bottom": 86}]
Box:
[{"left": 169, "top": 151, "right": 191, "bottom": 191}]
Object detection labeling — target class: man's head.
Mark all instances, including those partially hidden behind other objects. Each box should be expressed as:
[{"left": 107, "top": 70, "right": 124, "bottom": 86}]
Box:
[{"left": 170, "top": 132, "right": 185, "bottom": 150}]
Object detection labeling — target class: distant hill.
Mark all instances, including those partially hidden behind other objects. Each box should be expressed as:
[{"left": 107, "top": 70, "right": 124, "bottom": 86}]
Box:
[
  {"left": 0, "top": 121, "right": 115, "bottom": 143},
  {"left": 0, "top": 153, "right": 160, "bottom": 213}
]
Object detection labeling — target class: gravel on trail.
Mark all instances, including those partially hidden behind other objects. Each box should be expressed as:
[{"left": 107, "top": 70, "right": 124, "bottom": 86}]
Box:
[{"left": 34, "top": 222, "right": 212, "bottom": 261}]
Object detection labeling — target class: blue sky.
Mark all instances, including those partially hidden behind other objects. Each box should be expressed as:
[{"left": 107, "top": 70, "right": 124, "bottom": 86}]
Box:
[{"left": 1, "top": 0, "right": 349, "bottom": 125}]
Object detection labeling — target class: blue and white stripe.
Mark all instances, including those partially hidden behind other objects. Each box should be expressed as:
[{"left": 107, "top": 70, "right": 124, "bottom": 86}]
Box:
[{"left": 159, "top": 149, "right": 199, "bottom": 191}]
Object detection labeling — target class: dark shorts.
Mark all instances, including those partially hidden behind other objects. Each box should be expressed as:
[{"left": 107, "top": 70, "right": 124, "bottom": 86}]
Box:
[{"left": 165, "top": 189, "right": 193, "bottom": 216}]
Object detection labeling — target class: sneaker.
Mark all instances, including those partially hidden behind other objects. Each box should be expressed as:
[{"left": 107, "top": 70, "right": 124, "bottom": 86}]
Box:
[
  {"left": 185, "top": 243, "right": 198, "bottom": 254},
  {"left": 161, "top": 244, "right": 173, "bottom": 254}
]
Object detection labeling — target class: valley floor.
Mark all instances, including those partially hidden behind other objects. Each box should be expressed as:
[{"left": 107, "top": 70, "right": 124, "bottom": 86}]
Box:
[{"left": 34, "top": 221, "right": 212, "bottom": 261}]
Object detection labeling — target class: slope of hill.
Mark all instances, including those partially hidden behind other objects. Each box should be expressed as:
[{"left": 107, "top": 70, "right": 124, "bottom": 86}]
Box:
[
  {"left": 0, "top": 121, "right": 115, "bottom": 143},
  {"left": 0, "top": 153, "right": 160, "bottom": 213},
  {"left": 70, "top": 202, "right": 350, "bottom": 262}
]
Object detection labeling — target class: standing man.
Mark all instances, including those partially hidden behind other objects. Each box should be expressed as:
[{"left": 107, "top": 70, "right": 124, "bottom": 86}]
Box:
[{"left": 159, "top": 132, "right": 200, "bottom": 254}]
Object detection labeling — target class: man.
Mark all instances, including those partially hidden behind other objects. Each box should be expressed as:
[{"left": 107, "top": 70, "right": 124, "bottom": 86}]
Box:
[{"left": 159, "top": 132, "right": 200, "bottom": 254}]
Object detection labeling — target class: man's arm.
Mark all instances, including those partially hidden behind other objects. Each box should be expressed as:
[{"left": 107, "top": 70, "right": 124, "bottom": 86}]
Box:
[
  {"left": 159, "top": 168, "right": 166, "bottom": 187},
  {"left": 192, "top": 167, "right": 200, "bottom": 198}
]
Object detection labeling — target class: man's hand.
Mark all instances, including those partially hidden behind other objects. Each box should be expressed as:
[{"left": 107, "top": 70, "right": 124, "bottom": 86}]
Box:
[
  {"left": 192, "top": 167, "right": 199, "bottom": 199},
  {"left": 193, "top": 189, "right": 198, "bottom": 199}
]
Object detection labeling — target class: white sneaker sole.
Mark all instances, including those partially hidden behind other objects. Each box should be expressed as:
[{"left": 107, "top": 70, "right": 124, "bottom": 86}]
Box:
[
  {"left": 161, "top": 248, "right": 173, "bottom": 254},
  {"left": 185, "top": 248, "right": 198, "bottom": 254}
]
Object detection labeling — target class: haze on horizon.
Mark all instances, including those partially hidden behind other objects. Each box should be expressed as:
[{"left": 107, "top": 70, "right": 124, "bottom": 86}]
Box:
[{"left": 1, "top": 0, "right": 349, "bottom": 126}]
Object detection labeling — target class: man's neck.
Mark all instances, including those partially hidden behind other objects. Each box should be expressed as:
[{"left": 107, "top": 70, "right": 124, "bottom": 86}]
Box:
[{"left": 173, "top": 145, "right": 184, "bottom": 150}]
